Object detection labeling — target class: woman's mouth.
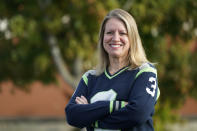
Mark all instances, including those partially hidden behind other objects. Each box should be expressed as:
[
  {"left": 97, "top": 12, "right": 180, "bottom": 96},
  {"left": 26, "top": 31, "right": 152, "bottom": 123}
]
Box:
[{"left": 109, "top": 44, "right": 123, "bottom": 48}]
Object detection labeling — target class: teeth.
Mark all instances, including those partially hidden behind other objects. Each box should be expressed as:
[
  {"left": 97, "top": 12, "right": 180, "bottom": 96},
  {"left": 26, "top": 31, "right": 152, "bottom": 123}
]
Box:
[{"left": 111, "top": 44, "right": 121, "bottom": 47}]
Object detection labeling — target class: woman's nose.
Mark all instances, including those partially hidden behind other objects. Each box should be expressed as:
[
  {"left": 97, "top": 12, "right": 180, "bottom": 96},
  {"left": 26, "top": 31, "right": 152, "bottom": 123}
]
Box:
[{"left": 112, "top": 31, "right": 120, "bottom": 41}]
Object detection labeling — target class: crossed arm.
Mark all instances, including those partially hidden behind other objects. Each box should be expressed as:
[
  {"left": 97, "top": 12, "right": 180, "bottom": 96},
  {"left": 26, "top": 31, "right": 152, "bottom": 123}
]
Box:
[{"left": 65, "top": 72, "right": 158, "bottom": 129}]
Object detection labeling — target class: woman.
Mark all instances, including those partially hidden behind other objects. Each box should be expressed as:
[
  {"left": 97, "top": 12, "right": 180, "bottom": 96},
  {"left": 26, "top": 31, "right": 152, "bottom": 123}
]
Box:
[{"left": 65, "top": 8, "right": 160, "bottom": 131}]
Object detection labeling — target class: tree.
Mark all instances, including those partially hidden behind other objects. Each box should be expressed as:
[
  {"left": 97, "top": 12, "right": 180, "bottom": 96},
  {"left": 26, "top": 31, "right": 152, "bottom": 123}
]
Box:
[{"left": 0, "top": 0, "right": 119, "bottom": 88}]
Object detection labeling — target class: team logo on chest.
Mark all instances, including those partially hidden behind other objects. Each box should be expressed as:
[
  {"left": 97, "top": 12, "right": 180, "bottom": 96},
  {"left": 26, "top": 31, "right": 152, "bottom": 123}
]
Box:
[{"left": 90, "top": 89, "right": 117, "bottom": 103}]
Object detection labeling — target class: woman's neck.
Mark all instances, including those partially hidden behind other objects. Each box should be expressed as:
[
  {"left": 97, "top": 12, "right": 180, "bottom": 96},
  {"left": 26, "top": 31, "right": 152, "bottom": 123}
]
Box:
[{"left": 108, "top": 57, "right": 128, "bottom": 75}]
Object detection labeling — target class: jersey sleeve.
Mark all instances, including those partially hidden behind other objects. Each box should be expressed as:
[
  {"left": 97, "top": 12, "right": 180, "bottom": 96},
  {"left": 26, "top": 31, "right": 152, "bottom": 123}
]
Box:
[
  {"left": 65, "top": 70, "right": 117, "bottom": 128},
  {"left": 94, "top": 65, "right": 159, "bottom": 129}
]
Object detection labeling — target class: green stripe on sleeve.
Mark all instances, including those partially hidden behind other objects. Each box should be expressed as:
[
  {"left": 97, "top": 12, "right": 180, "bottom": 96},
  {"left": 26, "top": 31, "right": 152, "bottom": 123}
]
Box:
[
  {"left": 135, "top": 67, "right": 157, "bottom": 79},
  {"left": 121, "top": 101, "right": 125, "bottom": 108},
  {"left": 82, "top": 75, "right": 88, "bottom": 86},
  {"left": 110, "top": 101, "right": 113, "bottom": 113},
  {"left": 95, "top": 121, "right": 98, "bottom": 128}
]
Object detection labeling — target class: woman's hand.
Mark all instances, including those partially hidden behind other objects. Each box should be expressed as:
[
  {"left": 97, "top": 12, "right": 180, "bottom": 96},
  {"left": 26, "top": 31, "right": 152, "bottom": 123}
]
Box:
[
  {"left": 75, "top": 95, "right": 129, "bottom": 106},
  {"left": 125, "top": 102, "right": 128, "bottom": 105},
  {"left": 75, "top": 95, "right": 89, "bottom": 104}
]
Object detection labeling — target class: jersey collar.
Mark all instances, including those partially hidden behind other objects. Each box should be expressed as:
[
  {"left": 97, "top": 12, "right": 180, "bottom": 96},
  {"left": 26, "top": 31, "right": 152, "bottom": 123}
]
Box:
[{"left": 105, "top": 66, "right": 129, "bottom": 79}]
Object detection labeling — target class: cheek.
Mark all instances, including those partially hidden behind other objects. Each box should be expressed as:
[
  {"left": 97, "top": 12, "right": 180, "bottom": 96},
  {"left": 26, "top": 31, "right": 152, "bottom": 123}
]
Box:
[
  {"left": 120, "top": 37, "right": 129, "bottom": 45},
  {"left": 123, "top": 39, "right": 130, "bottom": 51},
  {"left": 103, "top": 35, "right": 111, "bottom": 43},
  {"left": 102, "top": 40, "right": 107, "bottom": 50}
]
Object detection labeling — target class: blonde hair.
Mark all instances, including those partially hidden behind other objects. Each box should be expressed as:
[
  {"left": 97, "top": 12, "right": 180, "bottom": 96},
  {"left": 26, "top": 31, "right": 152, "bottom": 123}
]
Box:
[{"left": 96, "top": 8, "right": 149, "bottom": 75}]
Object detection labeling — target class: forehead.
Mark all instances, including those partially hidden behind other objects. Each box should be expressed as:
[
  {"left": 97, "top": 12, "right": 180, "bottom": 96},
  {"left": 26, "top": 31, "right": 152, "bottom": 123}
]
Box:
[{"left": 105, "top": 18, "right": 127, "bottom": 31}]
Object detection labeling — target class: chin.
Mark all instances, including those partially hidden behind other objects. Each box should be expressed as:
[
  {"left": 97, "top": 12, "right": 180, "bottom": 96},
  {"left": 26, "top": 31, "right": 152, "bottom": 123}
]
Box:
[{"left": 109, "top": 53, "right": 121, "bottom": 58}]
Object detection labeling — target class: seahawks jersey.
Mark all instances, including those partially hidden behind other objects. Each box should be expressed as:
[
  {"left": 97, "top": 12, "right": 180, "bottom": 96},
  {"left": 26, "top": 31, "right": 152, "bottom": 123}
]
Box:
[{"left": 65, "top": 63, "right": 160, "bottom": 131}]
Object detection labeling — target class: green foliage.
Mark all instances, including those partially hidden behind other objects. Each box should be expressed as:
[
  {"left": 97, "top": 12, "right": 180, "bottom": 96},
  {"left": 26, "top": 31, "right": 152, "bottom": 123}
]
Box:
[
  {"left": 125, "top": 0, "right": 197, "bottom": 128},
  {"left": 0, "top": 0, "right": 197, "bottom": 130},
  {"left": 0, "top": 0, "right": 119, "bottom": 85}
]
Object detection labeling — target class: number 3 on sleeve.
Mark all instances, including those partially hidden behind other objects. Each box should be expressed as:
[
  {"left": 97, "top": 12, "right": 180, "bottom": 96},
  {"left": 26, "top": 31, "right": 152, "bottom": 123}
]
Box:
[{"left": 146, "top": 77, "right": 156, "bottom": 97}]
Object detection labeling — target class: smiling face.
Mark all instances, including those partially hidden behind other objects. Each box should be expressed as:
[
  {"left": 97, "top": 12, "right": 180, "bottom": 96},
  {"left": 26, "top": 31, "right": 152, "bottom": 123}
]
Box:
[{"left": 103, "top": 18, "right": 130, "bottom": 59}]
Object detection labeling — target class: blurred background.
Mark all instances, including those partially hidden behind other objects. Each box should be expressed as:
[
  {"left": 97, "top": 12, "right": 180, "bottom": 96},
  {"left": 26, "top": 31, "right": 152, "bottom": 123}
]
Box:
[{"left": 0, "top": 0, "right": 197, "bottom": 131}]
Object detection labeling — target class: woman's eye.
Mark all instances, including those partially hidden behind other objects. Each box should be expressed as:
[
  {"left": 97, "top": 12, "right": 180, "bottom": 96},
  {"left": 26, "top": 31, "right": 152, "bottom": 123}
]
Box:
[
  {"left": 106, "top": 31, "right": 113, "bottom": 34},
  {"left": 120, "top": 32, "right": 127, "bottom": 35}
]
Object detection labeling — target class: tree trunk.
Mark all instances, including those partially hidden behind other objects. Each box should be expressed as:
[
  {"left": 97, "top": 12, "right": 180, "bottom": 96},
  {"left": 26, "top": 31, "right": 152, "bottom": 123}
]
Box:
[{"left": 48, "top": 34, "right": 79, "bottom": 89}]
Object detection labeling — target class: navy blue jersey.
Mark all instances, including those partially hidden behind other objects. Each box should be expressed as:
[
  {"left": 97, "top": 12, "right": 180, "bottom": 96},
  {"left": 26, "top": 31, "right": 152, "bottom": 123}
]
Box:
[{"left": 65, "top": 63, "right": 160, "bottom": 131}]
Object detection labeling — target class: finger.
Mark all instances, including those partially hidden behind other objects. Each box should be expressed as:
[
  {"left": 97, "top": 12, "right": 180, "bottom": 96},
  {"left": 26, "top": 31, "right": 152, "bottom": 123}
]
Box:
[
  {"left": 76, "top": 97, "right": 87, "bottom": 104},
  {"left": 125, "top": 102, "right": 128, "bottom": 105},
  {"left": 75, "top": 97, "right": 84, "bottom": 104},
  {"left": 79, "top": 96, "right": 88, "bottom": 104},
  {"left": 81, "top": 96, "right": 88, "bottom": 104}
]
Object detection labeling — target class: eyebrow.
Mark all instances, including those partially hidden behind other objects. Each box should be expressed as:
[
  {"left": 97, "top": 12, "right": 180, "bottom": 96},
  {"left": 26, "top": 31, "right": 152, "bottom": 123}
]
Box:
[{"left": 105, "top": 29, "right": 127, "bottom": 32}]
